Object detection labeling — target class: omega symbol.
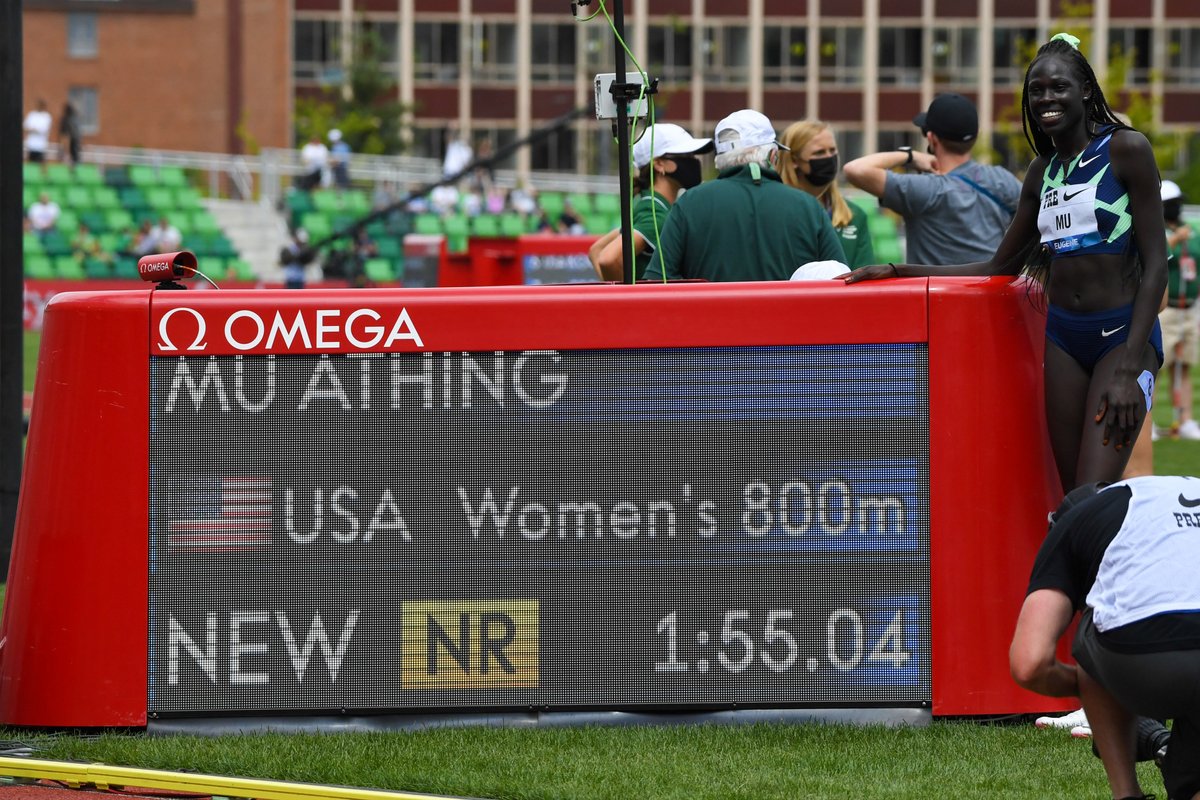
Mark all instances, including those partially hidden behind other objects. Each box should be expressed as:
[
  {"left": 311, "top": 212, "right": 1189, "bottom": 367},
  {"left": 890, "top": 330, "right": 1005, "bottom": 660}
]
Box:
[{"left": 157, "top": 307, "right": 209, "bottom": 352}]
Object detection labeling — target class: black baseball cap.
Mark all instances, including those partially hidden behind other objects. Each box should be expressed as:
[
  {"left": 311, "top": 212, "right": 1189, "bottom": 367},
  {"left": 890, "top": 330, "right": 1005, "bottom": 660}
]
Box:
[{"left": 913, "top": 93, "right": 978, "bottom": 142}]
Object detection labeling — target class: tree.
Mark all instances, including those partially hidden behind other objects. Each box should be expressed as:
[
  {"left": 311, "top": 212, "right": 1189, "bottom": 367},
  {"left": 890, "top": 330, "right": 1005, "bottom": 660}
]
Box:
[{"left": 294, "top": 25, "right": 411, "bottom": 156}]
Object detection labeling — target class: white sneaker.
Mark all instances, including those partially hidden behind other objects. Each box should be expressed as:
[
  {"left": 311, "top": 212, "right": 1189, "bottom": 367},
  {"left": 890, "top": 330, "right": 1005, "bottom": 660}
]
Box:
[
  {"left": 1070, "top": 724, "right": 1092, "bottom": 739},
  {"left": 1035, "top": 708, "right": 1089, "bottom": 730},
  {"left": 1179, "top": 419, "right": 1200, "bottom": 440}
]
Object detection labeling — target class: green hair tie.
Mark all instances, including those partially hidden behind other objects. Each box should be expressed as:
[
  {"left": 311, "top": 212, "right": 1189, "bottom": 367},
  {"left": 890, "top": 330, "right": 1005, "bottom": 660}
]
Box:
[{"left": 1051, "top": 32, "right": 1081, "bottom": 49}]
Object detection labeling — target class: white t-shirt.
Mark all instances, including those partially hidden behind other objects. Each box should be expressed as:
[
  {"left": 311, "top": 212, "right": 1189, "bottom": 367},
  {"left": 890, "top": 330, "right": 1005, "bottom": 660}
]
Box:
[
  {"left": 300, "top": 142, "right": 329, "bottom": 172},
  {"left": 27, "top": 200, "right": 60, "bottom": 231},
  {"left": 24, "top": 110, "right": 52, "bottom": 154}
]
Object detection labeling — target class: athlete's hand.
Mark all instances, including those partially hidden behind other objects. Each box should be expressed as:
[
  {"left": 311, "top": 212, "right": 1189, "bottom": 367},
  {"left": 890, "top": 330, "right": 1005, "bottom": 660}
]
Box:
[
  {"left": 843, "top": 263, "right": 900, "bottom": 284},
  {"left": 1095, "top": 372, "right": 1143, "bottom": 450}
]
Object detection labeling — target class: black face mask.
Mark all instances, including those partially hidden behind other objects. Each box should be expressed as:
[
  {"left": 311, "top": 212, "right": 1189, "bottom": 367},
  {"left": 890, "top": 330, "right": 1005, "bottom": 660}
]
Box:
[
  {"left": 804, "top": 155, "right": 839, "bottom": 187},
  {"left": 667, "top": 157, "right": 702, "bottom": 190},
  {"left": 1165, "top": 198, "right": 1183, "bottom": 222}
]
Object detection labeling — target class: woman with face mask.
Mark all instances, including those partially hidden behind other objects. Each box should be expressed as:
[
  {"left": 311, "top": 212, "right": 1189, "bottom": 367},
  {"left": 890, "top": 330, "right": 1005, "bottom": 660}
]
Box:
[
  {"left": 778, "top": 120, "right": 875, "bottom": 268},
  {"left": 589, "top": 123, "right": 713, "bottom": 281}
]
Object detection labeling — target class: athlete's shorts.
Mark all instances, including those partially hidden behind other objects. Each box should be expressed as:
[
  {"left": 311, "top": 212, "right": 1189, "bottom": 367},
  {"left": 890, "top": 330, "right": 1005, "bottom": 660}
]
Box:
[
  {"left": 1160, "top": 303, "right": 1199, "bottom": 365},
  {"left": 1074, "top": 608, "right": 1200, "bottom": 800},
  {"left": 1046, "top": 302, "right": 1165, "bottom": 372}
]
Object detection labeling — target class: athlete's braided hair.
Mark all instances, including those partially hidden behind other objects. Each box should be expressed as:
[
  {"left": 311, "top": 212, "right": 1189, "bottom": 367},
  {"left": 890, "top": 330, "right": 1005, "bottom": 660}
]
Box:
[{"left": 1021, "top": 36, "right": 1132, "bottom": 159}]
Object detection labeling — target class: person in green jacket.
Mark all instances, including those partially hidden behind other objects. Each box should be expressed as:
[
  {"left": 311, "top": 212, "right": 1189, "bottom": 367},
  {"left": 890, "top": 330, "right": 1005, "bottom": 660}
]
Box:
[
  {"left": 646, "top": 109, "right": 846, "bottom": 282},
  {"left": 588, "top": 123, "right": 713, "bottom": 281},
  {"left": 778, "top": 120, "right": 874, "bottom": 269}
]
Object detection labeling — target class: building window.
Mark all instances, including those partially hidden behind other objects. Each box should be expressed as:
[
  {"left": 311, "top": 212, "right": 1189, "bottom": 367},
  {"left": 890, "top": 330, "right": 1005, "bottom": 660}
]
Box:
[
  {"left": 1167, "top": 29, "right": 1200, "bottom": 85},
  {"left": 993, "top": 26, "right": 1036, "bottom": 86},
  {"left": 879, "top": 27, "right": 922, "bottom": 86},
  {"left": 472, "top": 21, "right": 517, "bottom": 82},
  {"left": 359, "top": 20, "right": 400, "bottom": 81},
  {"left": 819, "top": 27, "right": 863, "bottom": 85},
  {"left": 1110, "top": 27, "right": 1152, "bottom": 86},
  {"left": 68, "top": 86, "right": 98, "bottom": 135},
  {"left": 67, "top": 13, "right": 97, "bottom": 58},
  {"left": 415, "top": 22, "right": 461, "bottom": 82},
  {"left": 933, "top": 27, "right": 978, "bottom": 86},
  {"left": 530, "top": 126, "right": 577, "bottom": 171},
  {"left": 646, "top": 23, "right": 693, "bottom": 83},
  {"left": 704, "top": 25, "right": 750, "bottom": 84},
  {"left": 762, "top": 26, "right": 806, "bottom": 85},
  {"left": 294, "top": 18, "right": 342, "bottom": 85},
  {"left": 532, "top": 23, "right": 576, "bottom": 82}
]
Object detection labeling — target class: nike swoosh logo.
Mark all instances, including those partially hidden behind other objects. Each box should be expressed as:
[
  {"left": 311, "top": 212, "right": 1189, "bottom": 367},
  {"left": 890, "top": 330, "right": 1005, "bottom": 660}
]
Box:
[
  {"left": 1101, "top": 325, "right": 1126, "bottom": 337},
  {"left": 1062, "top": 189, "right": 1087, "bottom": 202},
  {"left": 1078, "top": 154, "right": 1101, "bottom": 168},
  {"left": 1180, "top": 493, "right": 1200, "bottom": 508}
]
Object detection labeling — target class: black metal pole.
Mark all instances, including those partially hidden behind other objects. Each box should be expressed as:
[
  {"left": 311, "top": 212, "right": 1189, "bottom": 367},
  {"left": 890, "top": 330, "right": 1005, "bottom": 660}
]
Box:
[
  {"left": 0, "top": 0, "right": 23, "bottom": 573},
  {"left": 611, "top": 0, "right": 635, "bottom": 284}
]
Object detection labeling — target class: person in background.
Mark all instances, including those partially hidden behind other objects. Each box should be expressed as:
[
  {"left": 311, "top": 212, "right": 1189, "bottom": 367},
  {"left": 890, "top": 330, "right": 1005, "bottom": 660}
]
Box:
[
  {"left": 844, "top": 92, "right": 1021, "bottom": 265},
  {"left": 556, "top": 199, "right": 585, "bottom": 235},
  {"left": 280, "top": 228, "right": 310, "bottom": 289},
  {"left": 298, "top": 133, "right": 329, "bottom": 192},
  {"left": 26, "top": 192, "right": 60, "bottom": 239},
  {"left": 151, "top": 215, "right": 182, "bottom": 252},
  {"left": 328, "top": 129, "right": 352, "bottom": 190},
  {"left": 778, "top": 120, "right": 875, "bottom": 268},
  {"left": 647, "top": 109, "right": 846, "bottom": 282},
  {"left": 442, "top": 122, "right": 473, "bottom": 182},
  {"left": 23, "top": 99, "right": 52, "bottom": 166},
  {"left": 58, "top": 101, "right": 81, "bottom": 170},
  {"left": 1157, "top": 179, "right": 1200, "bottom": 440},
  {"left": 588, "top": 122, "right": 713, "bottom": 281}
]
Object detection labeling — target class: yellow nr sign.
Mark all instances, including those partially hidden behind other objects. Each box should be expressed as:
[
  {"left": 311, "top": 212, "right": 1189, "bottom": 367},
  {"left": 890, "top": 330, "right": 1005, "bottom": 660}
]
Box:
[{"left": 402, "top": 601, "right": 539, "bottom": 689}]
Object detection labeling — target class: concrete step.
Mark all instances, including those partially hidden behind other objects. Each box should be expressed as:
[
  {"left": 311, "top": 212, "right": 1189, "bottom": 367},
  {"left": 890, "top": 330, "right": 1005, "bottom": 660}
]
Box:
[{"left": 203, "top": 198, "right": 290, "bottom": 282}]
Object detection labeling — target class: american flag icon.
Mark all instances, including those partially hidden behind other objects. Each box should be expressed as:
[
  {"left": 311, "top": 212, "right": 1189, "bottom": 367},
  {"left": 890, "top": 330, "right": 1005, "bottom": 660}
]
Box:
[{"left": 166, "top": 476, "right": 272, "bottom": 552}]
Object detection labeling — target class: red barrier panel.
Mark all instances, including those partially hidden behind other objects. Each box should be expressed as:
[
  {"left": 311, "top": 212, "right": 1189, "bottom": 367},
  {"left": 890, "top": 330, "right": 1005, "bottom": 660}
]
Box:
[{"left": 0, "top": 278, "right": 1069, "bottom": 727}]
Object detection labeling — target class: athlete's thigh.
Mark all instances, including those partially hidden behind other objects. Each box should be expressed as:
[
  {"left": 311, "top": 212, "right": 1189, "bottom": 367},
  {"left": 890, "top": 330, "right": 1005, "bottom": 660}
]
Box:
[
  {"left": 1043, "top": 339, "right": 1091, "bottom": 491},
  {"left": 1077, "top": 342, "right": 1160, "bottom": 486}
]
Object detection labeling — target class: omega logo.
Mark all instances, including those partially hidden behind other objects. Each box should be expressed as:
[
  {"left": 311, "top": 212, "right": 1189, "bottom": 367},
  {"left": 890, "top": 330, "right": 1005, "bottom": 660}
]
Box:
[{"left": 157, "top": 307, "right": 209, "bottom": 352}]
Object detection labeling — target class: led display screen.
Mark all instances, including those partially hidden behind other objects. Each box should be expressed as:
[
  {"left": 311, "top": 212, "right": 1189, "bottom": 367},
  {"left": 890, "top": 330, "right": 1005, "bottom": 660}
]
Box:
[{"left": 148, "top": 344, "right": 931, "bottom": 715}]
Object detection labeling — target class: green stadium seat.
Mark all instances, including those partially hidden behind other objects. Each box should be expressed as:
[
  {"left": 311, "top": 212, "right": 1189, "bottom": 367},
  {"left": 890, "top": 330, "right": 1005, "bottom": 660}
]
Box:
[
  {"left": 311, "top": 191, "right": 340, "bottom": 214},
  {"left": 24, "top": 254, "right": 55, "bottom": 279},
  {"left": 105, "top": 209, "right": 136, "bottom": 232},
  {"left": 873, "top": 236, "right": 904, "bottom": 263},
  {"left": 23, "top": 187, "right": 39, "bottom": 209},
  {"left": 56, "top": 211, "right": 80, "bottom": 235},
  {"left": 225, "top": 258, "right": 256, "bottom": 281},
  {"left": 442, "top": 214, "right": 470, "bottom": 253},
  {"left": 206, "top": 235, "right": 238, "bottom": 259},
  {"left": 118, "top": 187, "right": 149, "bottom": 211},
  {"left": 363, "top": 257, "right": 396, "bottom": 283},
  {"left": 113, "top": 256, "right": 140, "bottom": 279},
  {"left": 158, "top": 166, "right": 188, "bottom": 188},
  {"left": 174, "top": 187, "right": 203, "bottom": 210},
  {"left": 593, "top": 193, "right": 620, "bottom": 215},
  {"left": 412, "top": 214, "right": 442, "bottom": 235},
  {"left": 23, "top": 232, "right": 44, "bottom": 256},
  {"left": 103, "top": 165, "right": 132, "bottom": 187},
  {"left": 565, "top": 193, "right": 594, "bottom": 214},
  {"left": 23, "top": 162, "right": 46, "bottom": 186},
  {"left": 128, "top": 165, "right": 157, "bottom": 186},
  {"left": 74, "top": 164, "right": 103, "bottom": 186},
  {"left": 584, "top": 214, "right": 612, "bottom": 235},
  {"left": 54, "top": 256, "right": 86, "bottom": 281},
  {"left": 190, "top": 211, "right": 221, "bottom": 236},
  {"left": 41, "top": 229, "right": 71, "bottom": 256},
  {"left": 83, "top": 258, "right": 112, "bottom": 279},
  {"left": 470, "top": 214, "right": 501, "bottom": 237},
  {"left": 91, "top": 186, "right": 121, "bottom": 210},
  {"left": 44, "top": 163, "right": 74, "bottom": 185},
  {"left": 375, "top": 237, "right": 402, "bottom": 260},
  {"left": 499, "top": 213, "right": 527, "bottom": 238},
  {"left": 98, "top": 232, "right": 125, "bottom": 254},
  {"left": 538, "top": 191, "right": 565, "bottom": 218},
  {"left": 63, "top": 185, "right": 93, "bottom": 208},
  {"left": 300, "top": 213, "right": 332, "bottom": 241},
  {"left": 79, "top": 211, "right": 109, "bottom": 233},
  {"left": 144, "top": 187, "right": 174, "bottom": 211}
]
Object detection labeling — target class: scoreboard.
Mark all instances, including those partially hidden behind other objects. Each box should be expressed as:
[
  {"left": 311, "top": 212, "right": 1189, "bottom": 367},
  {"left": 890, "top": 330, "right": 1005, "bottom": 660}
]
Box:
[{"left": 1, "top": 279, "right": 1069, "bottom": 727}]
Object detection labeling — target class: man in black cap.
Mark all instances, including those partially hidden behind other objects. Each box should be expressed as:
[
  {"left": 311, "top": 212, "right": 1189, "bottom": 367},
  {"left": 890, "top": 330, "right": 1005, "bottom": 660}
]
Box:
[{"left": 844, "top": 93, "right": 1021, "bottom": 265}]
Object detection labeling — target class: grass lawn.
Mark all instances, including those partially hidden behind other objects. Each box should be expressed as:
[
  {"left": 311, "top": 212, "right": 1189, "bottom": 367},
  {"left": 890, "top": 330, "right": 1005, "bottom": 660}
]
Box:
[{"left": 5, "top": 722, "right": 1169, "bottom": 799}]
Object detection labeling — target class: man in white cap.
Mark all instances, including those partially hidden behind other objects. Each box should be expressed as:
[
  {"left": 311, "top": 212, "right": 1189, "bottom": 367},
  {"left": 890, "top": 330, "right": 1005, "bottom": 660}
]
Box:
[
  {"left": 589, "top": 122, "right": 713, "bottom": 280},
  {"left": 843, "top": 93, "right": 1021, "bottom": 265},
  {"left": 329, "top": 128, "right": 352, "bottom": 190},
  {"left": 645, "top": 109, "right": 845, "bottom": 281}
]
